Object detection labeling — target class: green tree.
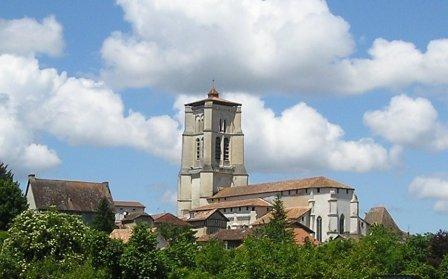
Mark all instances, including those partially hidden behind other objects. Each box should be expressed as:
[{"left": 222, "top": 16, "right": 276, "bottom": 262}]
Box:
[
  {"left": 1, "top": 209, "right": 89, "bottom": 275},
  {"left": 91, "top": 198, "right": 115, "bottom": 233},
  {"left": 0, "top": 163, "right": 28, "bottom": 230},
  {"left": 159, "top": 223, "right": 198, "bottom": 274},
  {"left": 256, "top": 195, "right": 293, "bottom": 243},
  {"left": 120, "top": 224, "right": 166, "bottom": 278},
  {"left": 84, "top": 229, "right": 124, "bottom": 278}
]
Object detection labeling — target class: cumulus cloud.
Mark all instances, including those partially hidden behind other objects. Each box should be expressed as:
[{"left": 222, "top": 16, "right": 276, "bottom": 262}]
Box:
[
  {"left": 409, "top": 175, "right": 448, "bottom": 212},
  {"left": 364, "top": 95, "right": 448, "bottom": 150},
  {"left": 222, "top": 93, "right": 398, "bottom": 172},
  {"left": 0, "top": 16, "right": 63, "bottom": 56},
  {"left": 0, "top": 54, "right": 182, "bottom": 174},
  {"left": 101, "top": 0, "right": 448, "bottom": 95}
]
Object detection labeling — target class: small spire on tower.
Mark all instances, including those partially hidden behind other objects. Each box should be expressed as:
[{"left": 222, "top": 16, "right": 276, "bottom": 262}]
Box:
[{"left": 207, "top": 79, "right": 219, "bottom": 98}]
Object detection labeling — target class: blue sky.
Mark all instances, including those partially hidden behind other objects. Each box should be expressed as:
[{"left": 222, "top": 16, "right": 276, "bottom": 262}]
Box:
[{"left": 1, "top": 1, "right": 448, "bottom": 233}]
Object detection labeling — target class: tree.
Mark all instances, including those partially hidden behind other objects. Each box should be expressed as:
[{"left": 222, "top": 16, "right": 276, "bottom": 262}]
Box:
[
  {"left": 256, "top": 195, "right": 293, "bottom": 243},
  {"left": 0, "top": 163, "right": 28, "bottom": 230},
  {"left": 91, "top": 197, "right": 115, "bottom": 233},
  {"left": 1, "top": 210, "right": 90, "bottom": 276},
  {"left": 120, "top": 224, "right": 167, "bottom": 278},
  {"left": 428, "top": 230, "right": 448, "bottom": 267}
]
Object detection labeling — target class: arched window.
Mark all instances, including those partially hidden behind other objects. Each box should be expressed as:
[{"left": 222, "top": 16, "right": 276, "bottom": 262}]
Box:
[
  {"left": 219, "top": 119, "right": 223, "bottom": 132},
  {"left": 316, "top": 216, "right": 322, "bottom": 242},
  {"left": 196, "top": 138, "right": 200, "bottom": 160},
  {"left": 215, "top": 137, "right": 221, "bottom": 162},
  {"left": 223, "top": 137, "right": 230, "bottom": 162},
  {"left": 339, "top": 214, "right": 345, "bottom": 234},
  {"left": 223, "top": 120, "right": 227, "bottom": 132}
]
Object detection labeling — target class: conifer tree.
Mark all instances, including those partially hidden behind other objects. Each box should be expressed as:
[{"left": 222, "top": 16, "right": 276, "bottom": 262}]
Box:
[
  {"left": 257, "top": 195, "right": 293, "bottom": 243},
  {"left": 0, "top": 163, "right": 28, "bottom": 230},
  {"left": 91, "top": 197, "right": 115, "bottom": 233}
]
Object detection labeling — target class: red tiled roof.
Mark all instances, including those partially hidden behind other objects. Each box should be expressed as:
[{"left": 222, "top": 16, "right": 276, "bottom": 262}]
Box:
[
  {"left": 186, "top": 209, "right": 229, "bottom": 222},
  {"left": 151, "top": 213, "right": 190, "bottom": 227},
  {"left": 192, "top": 198, "right": 272, "bottom": 211},
  {"left": 212, "top": 176, "right": 353, "bottom": 199},
  {"left": 252, "top": 207, "right": 310, "bottom": 226}
]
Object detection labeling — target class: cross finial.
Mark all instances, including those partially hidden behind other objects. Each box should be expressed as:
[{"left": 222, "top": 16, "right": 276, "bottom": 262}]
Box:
[{"left": 208, "top": 80, "right": 219, "bottom": 98}]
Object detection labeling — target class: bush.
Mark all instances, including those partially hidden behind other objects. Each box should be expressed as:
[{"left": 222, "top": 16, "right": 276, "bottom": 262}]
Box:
[
  {"left": 1, "top": 210, "right": 89, "bottom": 274},
  {"left": 0, "top": 230, "right": 8, "bottom": 248}
]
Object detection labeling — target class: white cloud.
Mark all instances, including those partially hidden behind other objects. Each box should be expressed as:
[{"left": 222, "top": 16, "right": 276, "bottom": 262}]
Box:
[
  {"left": 409, "top": 176, "right": 448, "bottom": 213},
  {"left": 0, "top": 54, "right": 182, "bottom": 174},
  {"left": 223, "top": 93, "right": 396, "bottom": 172},
  {"left": 101, "top": 0, "right": 448, "bottom": 95},
  {"left": 364, "top": 95, "right": 448, "bottom": 150},
  {"left": 0, "top": 16, "right": 63, "bottom": 56}
]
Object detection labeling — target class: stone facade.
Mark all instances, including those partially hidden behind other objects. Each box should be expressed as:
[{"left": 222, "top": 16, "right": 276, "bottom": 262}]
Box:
[{"left": 178, "top": 86, "right": 248, "bottom": 216}]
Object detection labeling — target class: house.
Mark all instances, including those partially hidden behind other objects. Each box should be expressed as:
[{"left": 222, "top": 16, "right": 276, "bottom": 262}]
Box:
[
  {"left": 110, "top": 227, "right": 168, "bottom": 249},
  {"left": 151, "top": 212, "right": 190, "bottom": 228},
  {"left": 114, "top": 200, "right": 146, "bottom": 221},
  {"left": 25, "top": 174, "right": 113, "bottom": 223},
  {"left": 185, "top": 209, "right": 229, "bottom": 237},
  {"left": 121, "top": 212, "right": 154, "bottom": 228},
  {"left": 197, "top": 228, "right": 253, "bottom": 249},
  {"left": 189, "top": 198, "right": 272, "bottom": 229}
]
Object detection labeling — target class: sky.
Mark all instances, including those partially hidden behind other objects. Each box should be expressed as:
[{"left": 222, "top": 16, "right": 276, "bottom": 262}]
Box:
[{"left": 0, "top": 0, "right": 448, "bottom": 233}]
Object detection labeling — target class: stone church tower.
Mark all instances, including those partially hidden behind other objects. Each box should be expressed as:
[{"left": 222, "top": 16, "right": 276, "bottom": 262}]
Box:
[{"left": 177, "top": 85, "right": 248, "bottom": 216}]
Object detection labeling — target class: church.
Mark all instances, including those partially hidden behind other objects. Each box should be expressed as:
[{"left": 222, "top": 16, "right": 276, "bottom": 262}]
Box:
[{"left": 178, "top": 85, "right": 400, "bottom": 243}]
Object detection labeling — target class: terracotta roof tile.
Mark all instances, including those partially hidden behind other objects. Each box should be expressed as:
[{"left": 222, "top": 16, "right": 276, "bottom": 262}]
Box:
[
  {"left": 192, "top": 198, "right": 272, "bottom": 211},
  {"left": 186, "top": 209, "right": 229, "bottom": 222},
  {"left": 27, "top": 177, "right": 113, "bottom": 213},
  {"left": 212, "top": 176, "right": 353, "bottom": 199},
  {"left": 252, "top": 207, "right": 310, "bottom": 226},
  {"left": 151, "top": 213, "right": 190, "bottom": 227}
]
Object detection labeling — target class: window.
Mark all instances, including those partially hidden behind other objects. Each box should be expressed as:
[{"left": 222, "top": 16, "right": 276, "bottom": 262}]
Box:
[
  {"left": 246, "top": 207, "right": 249, "bottom": 210},
  {"left": 224, "top": 209, "right": 226, "bottom": 213},
  {"left": 339, "top": 214, "right": 345, "bottom": 234},
  {"left": 346, "top": 189, "right": 349, "bottom": 194},
  {"left": 306, "top": 189, "right": 308, "bottom": 194},
  {"left": 316, "top": 216, "right": 323, "bottom": 242},
  {"left": 223, "top": 138, "right": 230, "bottom": 162},
  {"left": 317, "top": 188, "right": 320, "bottom": 193},
  {"left": 223, "top": 120, "right": 227, "bottom": 132},
  {"left": 215, "top": 137, "right": 221, "bottom": 161},
  {"left": 201, "top": 137, "right": 204, "bottom": 158},
  {"left": 196, "top": 138, "right": 200, "bottom": 160},
  {"left": 238, "top": 207, "right": 241, "bottom": 211},
  {"left": 337, "top": 189, "right": 339, "bottom": 194},
  {"left": 252, "top": 207, "right": 255, "bottom": 211}
]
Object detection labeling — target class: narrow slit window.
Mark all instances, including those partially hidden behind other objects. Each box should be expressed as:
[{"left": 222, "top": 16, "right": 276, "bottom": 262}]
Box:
[
  {"left": 223, "top": 137, "right": 230, "bottom": 162},
  {"left": 215, "top": 137, "right": 221, "bottom": 161}
]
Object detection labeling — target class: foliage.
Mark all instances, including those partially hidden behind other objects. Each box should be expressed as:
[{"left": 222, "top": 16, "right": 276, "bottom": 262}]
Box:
[
  {"left": 120, "top": 224, "right": 167, "bottom": 278},
  {"left": 0, "top": 163, "right": 28, "bottom": 230},
  {"left": 428, "top": 230, "right": 448, "bottom": 267},
  {"left": 159, "top": 223, "right": 198, "bottom": 274},
  {"left": 91, "top": 197, "right": 115, "bottom": 233},
  {"left": 1, "top": 209, "right": 89, "bottom": 275},
  {"left": 0, "top": 230, "right": 8, "bottom": 248},
  {"left": 84, "top": 229, "right": 124, "bottom": 278},
  {"left": 1, "top": 206, "right": 448, "bottom": 279},
  {"left": 254, "top": 195, "right": 293, "bottom": 243}
]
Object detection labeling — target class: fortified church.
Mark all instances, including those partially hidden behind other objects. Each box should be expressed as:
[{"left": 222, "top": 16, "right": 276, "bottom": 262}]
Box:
[{"left": 178, "top": 85, "right": 393, "bottom": 243}]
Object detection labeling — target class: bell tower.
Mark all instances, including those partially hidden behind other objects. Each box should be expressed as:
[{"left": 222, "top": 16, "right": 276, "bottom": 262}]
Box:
[{"left": 177, "top": 84, "right": 248, "bottom": 216}]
